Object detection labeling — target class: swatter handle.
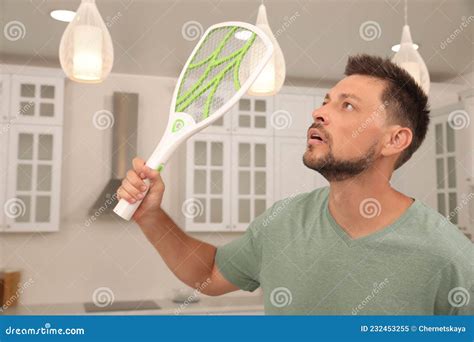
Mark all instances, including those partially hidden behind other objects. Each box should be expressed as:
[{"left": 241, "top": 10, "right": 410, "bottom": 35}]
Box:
[
  {"left": 113, "top": 135, "right": 174, "bottom": 221},
  {"left": 113, "top": 178, "right": 151, "bottom": 221}
]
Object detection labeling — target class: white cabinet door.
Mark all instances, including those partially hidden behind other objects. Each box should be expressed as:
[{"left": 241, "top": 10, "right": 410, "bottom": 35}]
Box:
[
  {"left": 273, "top": 93, "right": 315, "bottom": 137},
  {"left": 431, "top": 103, "right": 472, "bottom": 238},
  {"left": 0, "top": 74, "right": 11, "bottom": 123},
  {"left": 10, "top": 75, "right": 64, "bottom": 126},
  {"left": 231, "top": 135, "right": 273, "bottom": 231},
  {"left": 274, "top": 136, "right": 328, "bottom": 201},
  {"left": 2, "top": 124, "right": 62, "bottom": 232},
  {"left": 231, "top": 97, "right": 273, "bottom": 136},
  {"left": 184, "top": 134, "right": 231, "bottom": 232},
  {"left": 0, "top": 124, "right": 7, "bottom": 228}
]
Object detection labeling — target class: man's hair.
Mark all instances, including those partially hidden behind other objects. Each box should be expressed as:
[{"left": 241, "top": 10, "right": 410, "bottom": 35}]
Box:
[{"left": 344, "top": 54, "right": 430, "bottom": 170}]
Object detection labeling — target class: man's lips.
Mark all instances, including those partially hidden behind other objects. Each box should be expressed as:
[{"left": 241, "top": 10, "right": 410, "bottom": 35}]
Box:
[{"left": 307, "top": 127, "right": 327, "bottom": 145}]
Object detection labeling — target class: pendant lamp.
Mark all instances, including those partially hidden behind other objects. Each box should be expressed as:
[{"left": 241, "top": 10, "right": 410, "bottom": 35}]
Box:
[
  {"left": 247, "top": 3, "right": 286, "bottom": 96},
  {"left": 391, "top": 0, "right": 430, "bottom": 94},
  {"left": 59, "top": 0, "right": 114, "bottom": 83}
]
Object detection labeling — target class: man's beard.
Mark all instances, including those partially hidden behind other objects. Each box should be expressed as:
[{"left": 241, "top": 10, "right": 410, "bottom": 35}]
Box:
[{"left": 303, "top": 142, "right": 378, "bottom": 182}]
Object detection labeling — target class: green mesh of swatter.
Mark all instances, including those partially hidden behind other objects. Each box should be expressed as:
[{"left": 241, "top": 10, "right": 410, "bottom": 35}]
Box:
[{"left": 114, "top": 22, "right": 274, "bottom": 220}]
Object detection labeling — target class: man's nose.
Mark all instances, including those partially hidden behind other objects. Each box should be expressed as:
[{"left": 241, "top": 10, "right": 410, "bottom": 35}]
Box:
[{"left": 312, "top": 106, "right": 329, "bottom": 124}]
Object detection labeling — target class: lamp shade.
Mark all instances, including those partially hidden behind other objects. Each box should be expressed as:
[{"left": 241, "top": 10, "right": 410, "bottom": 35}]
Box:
[
  {"left": 391, "top": 25, "right": 430, "bottom": 95},
  {"left": 247, "top": 4, "right": 286, "bottom": 96},
  {"left": 59, "top": 0, "right": 114, "bottom": 83}
]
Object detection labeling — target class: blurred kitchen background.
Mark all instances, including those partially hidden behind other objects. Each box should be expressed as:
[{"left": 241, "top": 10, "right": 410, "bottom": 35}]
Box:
[{"left": 0, "top": 0, "right": 472, "bottom": 314}]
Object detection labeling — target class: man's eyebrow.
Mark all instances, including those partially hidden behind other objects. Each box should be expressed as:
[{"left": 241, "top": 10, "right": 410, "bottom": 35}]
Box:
[{"left": 324, "top": 93, "right": 363, "bottom": 102}]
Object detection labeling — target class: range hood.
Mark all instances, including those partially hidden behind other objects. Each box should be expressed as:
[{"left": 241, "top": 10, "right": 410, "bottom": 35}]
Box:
[{"left": 90, "top": 92, "right": 139, "bottom": 216}]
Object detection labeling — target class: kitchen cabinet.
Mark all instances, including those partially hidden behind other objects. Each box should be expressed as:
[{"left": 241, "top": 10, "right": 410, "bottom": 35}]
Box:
[
  {"left": 0, "top": 66, "right": 64, "bottom": 232},
  {"left": 2, "top": 125, "right": 62, "bottom": 232},
  {"left": 431, "top": 102, "right": 472, "bottom": 240}
]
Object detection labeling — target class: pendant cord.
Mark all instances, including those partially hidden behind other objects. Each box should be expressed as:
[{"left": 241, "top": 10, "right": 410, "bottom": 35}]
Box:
[{"left": 404, "top": 0, "right": 408, "bottom": 25}]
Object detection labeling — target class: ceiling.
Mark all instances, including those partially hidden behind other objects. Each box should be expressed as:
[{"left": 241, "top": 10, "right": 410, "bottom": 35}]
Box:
[{"left": 0, "top": 0, "right": 473, "bottom": 85}]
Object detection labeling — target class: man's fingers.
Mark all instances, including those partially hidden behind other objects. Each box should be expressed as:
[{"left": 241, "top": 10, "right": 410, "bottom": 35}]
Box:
[
  {"left": 126, "top": 170, "right": 147, "bottom": 191},
  {"left": 121, "top": 178, "right": 143, "bottom": 199},
  {"left": 144, "top": 167, "right": 159, "bottom": 181},
  {"left": 117, "top": 187, "right": 136, "bottom": 204},
  {"left": 132, "top": 157, "right": 145, "bottom": 173}
]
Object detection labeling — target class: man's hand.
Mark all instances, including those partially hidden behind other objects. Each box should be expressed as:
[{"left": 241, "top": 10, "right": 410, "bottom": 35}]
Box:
[{"left": 116, "top": 157, "right": 164, "bottom": 225}]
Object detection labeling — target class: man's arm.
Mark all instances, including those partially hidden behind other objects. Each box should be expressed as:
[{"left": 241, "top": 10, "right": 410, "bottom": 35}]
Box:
[{"left": 116, "top": 157, "right": 239, "bottom": 296}]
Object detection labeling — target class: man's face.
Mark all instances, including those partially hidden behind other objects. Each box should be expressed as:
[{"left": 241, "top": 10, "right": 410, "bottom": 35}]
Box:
[{"left": 303, "top": 75, "right": 389, "bottom": 181}]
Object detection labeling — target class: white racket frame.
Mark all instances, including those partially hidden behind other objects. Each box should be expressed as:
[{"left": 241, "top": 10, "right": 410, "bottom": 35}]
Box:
[{"left": 114, "top": 21, "right": 274, "bottom": 220}]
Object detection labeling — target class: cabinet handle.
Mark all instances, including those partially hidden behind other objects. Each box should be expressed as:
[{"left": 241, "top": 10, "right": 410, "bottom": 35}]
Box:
[{"left": 226, "top": 224, "right": 230, "bottom": 229}]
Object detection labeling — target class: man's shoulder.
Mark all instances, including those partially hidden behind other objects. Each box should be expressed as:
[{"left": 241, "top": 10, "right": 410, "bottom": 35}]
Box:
[{"left": 409, "top": 199, "right": 474, "bottom": 260}]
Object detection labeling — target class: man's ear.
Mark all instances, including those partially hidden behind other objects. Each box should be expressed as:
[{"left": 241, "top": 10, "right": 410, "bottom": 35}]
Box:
[{"left": 381, "top": 126, "right": 413, "bottom": 158}]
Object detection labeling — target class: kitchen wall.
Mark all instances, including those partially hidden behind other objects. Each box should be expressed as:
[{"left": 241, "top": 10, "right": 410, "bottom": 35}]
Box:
[{"left": 1, "top": 69, "right": 470, "bottom": 306}]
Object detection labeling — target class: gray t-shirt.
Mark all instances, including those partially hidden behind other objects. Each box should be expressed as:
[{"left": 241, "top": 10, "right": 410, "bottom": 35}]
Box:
[{"left": 216, "top": 186, "right": 474, "bottom": 315}]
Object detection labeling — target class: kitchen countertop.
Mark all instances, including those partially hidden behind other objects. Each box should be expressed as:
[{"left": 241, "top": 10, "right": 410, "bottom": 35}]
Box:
[{"left": 2, "top": 295, "right": 265, "bottom": 315}]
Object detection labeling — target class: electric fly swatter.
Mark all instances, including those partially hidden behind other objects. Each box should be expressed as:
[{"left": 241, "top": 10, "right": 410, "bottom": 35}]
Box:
[{"left": 114, "top": 22, "right": 274, "bottom": 220}]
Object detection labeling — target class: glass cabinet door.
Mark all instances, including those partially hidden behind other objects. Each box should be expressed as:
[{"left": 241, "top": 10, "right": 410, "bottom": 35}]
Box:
[
  {"left": 231, "top": 135, "right": 273, "bottom": 231},
  {"left": 10, "top": 75, "right": 64, "bottom": 125},
  {"left": 231, "top": 97, "right": 273, "bottom": 136},
  {"left": 184, "top": 134, "right": 231, "bottom": 231},
  {"left": 433, "top": 104, "right": 471, "bottom": 239},
  {"left": 3, "top": 124, "right": 62, "bottom": 232}
]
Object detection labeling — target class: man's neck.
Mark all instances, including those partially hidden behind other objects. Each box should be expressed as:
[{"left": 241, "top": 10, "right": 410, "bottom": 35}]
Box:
[{"left": 327, "top": 170, "right": 414, "bottom": 239}]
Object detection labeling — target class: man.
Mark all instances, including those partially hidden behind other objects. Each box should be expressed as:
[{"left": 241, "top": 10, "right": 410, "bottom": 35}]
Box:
[{"left": 117, "top": 54, "right": 473, "bottom": 315}]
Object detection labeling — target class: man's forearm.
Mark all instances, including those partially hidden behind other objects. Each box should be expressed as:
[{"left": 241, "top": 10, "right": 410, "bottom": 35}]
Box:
[{"left": 137, "top": 209, "right": 217, "bottom": 289}]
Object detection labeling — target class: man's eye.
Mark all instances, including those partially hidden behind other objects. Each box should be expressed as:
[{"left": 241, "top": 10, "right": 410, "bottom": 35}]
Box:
[{"left": 343, "top": 102, "right": 354, "bottom": 111}]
